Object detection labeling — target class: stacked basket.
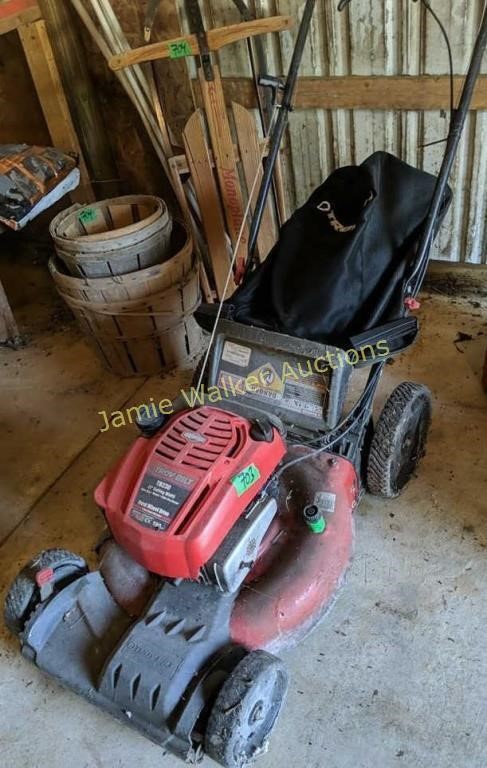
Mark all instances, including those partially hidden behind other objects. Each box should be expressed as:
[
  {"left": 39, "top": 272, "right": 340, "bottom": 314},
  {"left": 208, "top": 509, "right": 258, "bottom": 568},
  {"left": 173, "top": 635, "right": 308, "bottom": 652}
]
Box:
[{"left": 49, "top": 196, "right": 203, "bottom": 376}]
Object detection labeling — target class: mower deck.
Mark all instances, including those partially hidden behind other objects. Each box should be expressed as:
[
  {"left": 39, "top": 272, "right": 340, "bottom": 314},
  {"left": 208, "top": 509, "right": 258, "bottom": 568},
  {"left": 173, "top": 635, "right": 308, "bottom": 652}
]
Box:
[{"left": 21, "top": 571, "right": 238, "bottom": 762}]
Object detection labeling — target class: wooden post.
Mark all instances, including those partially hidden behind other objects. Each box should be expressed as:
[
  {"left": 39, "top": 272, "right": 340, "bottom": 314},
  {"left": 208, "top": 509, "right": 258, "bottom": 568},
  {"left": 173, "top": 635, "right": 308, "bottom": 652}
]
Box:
[
  {"left": 198, "top": 65, "right": 249, "bottom": 276},
  {"left": 148, "top": 0, "right": 195, "bottom": 148},
  {"left": 39, "top": 0, "right": 117, "bottom": 199},
  {"left": 18, "top": 19, "right": 95, "bottom": 202},
  {"left": 0, "top": 280, "right": 20, "bottom": 345},
  {"left": 183, "top": 111, "right": 235, "bottom": 301},
  {"left": 214, "top": 75, "right": 487, "bottom": 111},
  {"left": 232, "top": 102, "right": 278, "bottom": 261}
]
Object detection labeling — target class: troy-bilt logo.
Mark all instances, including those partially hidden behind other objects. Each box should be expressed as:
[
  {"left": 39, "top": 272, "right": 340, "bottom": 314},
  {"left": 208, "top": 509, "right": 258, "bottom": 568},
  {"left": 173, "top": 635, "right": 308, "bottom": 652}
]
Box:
[{"left": 182, "top": 430, "right": 207, "bottom": 445}]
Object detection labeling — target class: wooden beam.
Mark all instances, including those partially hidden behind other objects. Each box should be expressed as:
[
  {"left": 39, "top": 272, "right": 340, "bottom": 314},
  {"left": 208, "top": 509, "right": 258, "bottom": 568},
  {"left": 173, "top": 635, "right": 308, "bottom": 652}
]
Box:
[
  {"left": 18, "top": 20, "right": 94, "bottom": 202},
  {"left": 232, "top": 102, "right": 277, "bottom": 262},
  {"left": 218, "top": 75, "right": 487, "bottom": 111},
  {"left": 199, "top": 66, "right": 249, "bottom": 278},
  {"left": 183, "top": 111, "right": 235, "bottom": 301},
  {"left": 39, "top": 0, "right": 117, "bottom": 198},
  {"left": 109, "top": 15, "right": 293, "bottom": 71},
  {"left": 0, "top": 280, "right": 20, "bottom": 345},
  {"left": 0, "top": 0, "right": 41, "bottom": 36},
  {"left": 149, "top": 0, "right": 195, "bottom": 148}
]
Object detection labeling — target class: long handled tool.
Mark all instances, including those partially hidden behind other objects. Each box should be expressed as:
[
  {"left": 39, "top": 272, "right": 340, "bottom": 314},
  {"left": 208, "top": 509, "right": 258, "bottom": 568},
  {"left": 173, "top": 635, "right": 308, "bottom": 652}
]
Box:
[{"left": 230, "top": 0, "right": 287, "bottom": 225}]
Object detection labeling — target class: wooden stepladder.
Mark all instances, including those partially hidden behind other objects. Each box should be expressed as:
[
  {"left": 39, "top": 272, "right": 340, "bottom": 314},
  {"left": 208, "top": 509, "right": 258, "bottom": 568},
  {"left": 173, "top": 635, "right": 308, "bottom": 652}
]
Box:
[{"left": 110, "top": 11, "right": 292, "bottom": 298}]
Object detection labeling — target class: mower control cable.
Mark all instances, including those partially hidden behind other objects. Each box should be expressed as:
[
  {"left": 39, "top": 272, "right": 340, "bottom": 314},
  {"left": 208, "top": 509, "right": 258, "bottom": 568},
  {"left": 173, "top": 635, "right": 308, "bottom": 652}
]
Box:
[
  {"left": 273, "top": 363, "right": 384, "bottom": 479},
  {"left": 340, "top": 0, "right": 454, "bottom": 136},
  {"left": 415, "top": 0, "right": 455, "bottom": 146},
  {"left": 407, "top": 1, "right": 487, "bottom": 298}
]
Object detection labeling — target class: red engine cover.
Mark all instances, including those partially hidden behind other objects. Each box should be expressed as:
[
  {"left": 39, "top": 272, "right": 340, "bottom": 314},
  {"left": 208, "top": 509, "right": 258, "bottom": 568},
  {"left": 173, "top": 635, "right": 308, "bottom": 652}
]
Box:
[{"left": 95, "top": 407, "right": 286, "bottom": 580}]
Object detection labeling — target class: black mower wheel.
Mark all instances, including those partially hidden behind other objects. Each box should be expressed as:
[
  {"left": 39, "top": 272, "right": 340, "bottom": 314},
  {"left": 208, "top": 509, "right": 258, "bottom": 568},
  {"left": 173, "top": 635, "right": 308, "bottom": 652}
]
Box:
[
  {"left": 367, "top": 381, "right": 432, "bottom": 499},
  {"left": 205, "top": 650, "right": 288, "bottom": 768},
  {"left": 4, "top": 549, "right": 88, "bottom": 636}
]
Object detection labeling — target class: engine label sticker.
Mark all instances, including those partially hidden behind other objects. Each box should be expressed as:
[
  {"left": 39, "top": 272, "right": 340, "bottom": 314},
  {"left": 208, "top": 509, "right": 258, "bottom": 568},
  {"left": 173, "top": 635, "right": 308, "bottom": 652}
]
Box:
[
  {"left": 130, "top": 462, "right": 195, "bottom": 532},
  {"left": 314, "top": 491, "right": 337, "bottom": 515},
  {"left": 232, "top": 464, "right": 261, "bottom": 497},
  {"left": 218, "top": 364, "right": 325, "bottom": 420},
  {"left": 222, "top": 341, "right": 252, "bottom": 368}
]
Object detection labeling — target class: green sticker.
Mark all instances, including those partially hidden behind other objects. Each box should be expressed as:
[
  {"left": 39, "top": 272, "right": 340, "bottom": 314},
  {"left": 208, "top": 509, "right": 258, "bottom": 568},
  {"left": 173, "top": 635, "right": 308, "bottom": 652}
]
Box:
[
  {"left": 231, "top": 464, "right": 261, "bottom": 497},
  {"left": 169, "top": 40, "right": 192, "bottom": 59},
  {"left": 79, "top": 207, "right": 97, "bottom": 224}
]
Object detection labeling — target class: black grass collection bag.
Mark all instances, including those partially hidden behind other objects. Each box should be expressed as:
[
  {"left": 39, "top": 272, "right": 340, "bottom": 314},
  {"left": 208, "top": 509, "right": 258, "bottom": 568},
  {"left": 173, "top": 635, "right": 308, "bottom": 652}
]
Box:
[{"left": 228, "top": 152, "right": 451, "bottom": 346}]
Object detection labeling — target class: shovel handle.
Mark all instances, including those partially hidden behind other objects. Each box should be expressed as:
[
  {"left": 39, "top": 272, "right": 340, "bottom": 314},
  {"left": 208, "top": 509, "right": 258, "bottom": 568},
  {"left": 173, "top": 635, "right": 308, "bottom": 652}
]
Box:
[{"left": 110, "top": 16, "right": 294, "bottom": 71}]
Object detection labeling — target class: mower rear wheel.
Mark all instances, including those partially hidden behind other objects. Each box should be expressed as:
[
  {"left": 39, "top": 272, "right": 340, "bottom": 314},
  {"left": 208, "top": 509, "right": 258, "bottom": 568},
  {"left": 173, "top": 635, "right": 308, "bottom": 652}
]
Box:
[
  {"left": 367, "top": 382, "right": 432, "bottom": 499},
  {"left": 205, "top": 650, "right": 288, "bottom": 768},
  {"left": 4, "top": 549, "right": 88, "bottom": 636}
]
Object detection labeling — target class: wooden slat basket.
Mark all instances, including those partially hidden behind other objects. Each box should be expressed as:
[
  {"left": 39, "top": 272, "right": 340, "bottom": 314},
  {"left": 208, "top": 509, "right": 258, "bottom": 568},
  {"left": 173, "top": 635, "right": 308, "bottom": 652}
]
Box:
[
  {"left": 50, "top": 195, "right": 173, "bottom": 278},
  {"left": 50, "top": 221, "right": 203, "bottom": 377}
]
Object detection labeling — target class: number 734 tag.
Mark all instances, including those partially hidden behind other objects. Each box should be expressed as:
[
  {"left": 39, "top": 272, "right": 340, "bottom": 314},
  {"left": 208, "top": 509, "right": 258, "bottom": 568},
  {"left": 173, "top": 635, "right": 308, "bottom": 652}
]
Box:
[{"left": 231, "top": 464, "right": 261, "bottom": 497}]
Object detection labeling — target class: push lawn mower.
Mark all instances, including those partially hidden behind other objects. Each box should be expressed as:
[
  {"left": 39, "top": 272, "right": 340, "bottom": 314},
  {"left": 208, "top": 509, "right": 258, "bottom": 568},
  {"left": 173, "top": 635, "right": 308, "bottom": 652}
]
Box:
[{"left": 5, "top": 2, "right": 487, "bottom": 767}]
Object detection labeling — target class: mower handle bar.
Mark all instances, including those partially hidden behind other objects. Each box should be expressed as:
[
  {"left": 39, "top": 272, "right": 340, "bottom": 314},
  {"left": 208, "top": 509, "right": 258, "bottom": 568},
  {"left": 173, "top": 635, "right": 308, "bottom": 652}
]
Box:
[{"left": 407, "top": 1, "right": 487, "bottom": 297}]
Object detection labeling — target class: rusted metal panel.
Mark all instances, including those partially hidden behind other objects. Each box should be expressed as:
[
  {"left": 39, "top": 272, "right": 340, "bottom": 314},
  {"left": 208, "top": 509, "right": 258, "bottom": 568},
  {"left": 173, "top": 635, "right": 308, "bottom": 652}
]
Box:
[{"left": 180, "top": 0, "right": 486, "bottom": 263}]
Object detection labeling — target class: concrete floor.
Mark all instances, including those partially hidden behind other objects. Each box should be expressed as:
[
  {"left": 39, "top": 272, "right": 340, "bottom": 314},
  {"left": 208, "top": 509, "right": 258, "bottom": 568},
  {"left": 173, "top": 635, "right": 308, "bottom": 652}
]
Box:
[{"left": 0, "top": 243, "right": 486, "bottom": 768}]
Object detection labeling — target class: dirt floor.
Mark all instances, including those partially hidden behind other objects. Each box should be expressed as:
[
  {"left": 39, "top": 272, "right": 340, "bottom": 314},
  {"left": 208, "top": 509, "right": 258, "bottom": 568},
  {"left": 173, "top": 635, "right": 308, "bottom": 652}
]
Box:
[{"left": 0, "top": 239, "right": 486, "bottom": 768}]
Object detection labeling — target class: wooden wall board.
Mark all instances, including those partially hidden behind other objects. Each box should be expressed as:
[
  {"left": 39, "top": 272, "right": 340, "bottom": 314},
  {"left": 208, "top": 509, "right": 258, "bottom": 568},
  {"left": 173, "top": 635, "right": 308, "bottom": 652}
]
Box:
[
  {"left": 0, "top": 30, "right": 50, "bottom": 145},
  {"left": 183, "top": 110, "right": 235, "bottom": 301},
  {"left": 217, "top": 75, "right": 487, "bottom": 111},
  {"left": 0, "top": 0, "right": 41, "bottom": 36},
  {"left": 198, "top": 66, "right": 249, "bottom": 276},
  {"left": 18, "top": 19, "right": 95, "bottom": 202},
  {"left": 150, "top": 0, "right": 195, "bottom": 147},
  {"left": 232, "top": 101, "right": 277, "bottom": 261},
  {"left": 0, "top": 279, "right": 20, "bottom": 344},
  {"left": 39, "top": 0, "right": 117, "bottom": 198}
]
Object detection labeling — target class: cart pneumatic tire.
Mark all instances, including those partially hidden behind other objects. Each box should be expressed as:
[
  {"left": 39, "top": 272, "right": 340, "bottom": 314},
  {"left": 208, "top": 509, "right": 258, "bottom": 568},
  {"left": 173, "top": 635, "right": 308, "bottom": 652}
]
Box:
[
  {"left": 205, "top": 650, "right": 289, "bottom": 768},
  {"left": 367, "top": 382, "right": 432, "bottom": 499},
  {"left": 4, "top": 549, "right": 88, "bottom": 636}
]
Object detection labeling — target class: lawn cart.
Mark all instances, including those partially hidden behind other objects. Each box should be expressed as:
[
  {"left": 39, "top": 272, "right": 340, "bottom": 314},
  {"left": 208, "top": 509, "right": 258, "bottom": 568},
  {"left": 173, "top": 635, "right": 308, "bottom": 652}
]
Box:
[{"left": 5, "top": 2, "right": 487, "bottom": 767}]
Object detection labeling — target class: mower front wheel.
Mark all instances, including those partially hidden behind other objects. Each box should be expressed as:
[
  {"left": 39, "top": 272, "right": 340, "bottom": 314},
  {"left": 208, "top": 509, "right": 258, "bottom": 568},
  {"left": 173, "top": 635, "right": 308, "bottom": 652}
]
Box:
[
  {"left": 4, "top": 549, "right": 88, "bottom": 636},
  {"left": 367, "top": 382, "right": 432, "bottom": 499},
  {"left": 205, "top": 650, "right": 288, "bottom": 768}
]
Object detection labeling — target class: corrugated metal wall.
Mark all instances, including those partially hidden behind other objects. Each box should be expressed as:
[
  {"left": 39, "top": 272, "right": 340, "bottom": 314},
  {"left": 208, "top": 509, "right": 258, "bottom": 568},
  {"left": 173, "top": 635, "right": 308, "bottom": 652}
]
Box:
[{"left": 190, "top": 0, "right": 487, "bottom": 264}]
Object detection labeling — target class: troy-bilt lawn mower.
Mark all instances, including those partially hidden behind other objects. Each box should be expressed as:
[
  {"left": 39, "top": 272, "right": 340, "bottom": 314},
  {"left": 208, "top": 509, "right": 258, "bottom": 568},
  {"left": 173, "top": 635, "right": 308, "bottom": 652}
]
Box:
[{"left": 5, "top": 2, "right": 487, "bottom": 767}]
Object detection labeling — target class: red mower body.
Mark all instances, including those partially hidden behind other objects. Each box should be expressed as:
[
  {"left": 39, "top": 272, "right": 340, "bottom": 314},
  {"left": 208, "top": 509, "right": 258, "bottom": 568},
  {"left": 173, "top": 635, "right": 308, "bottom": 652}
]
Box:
[{"left": 95, "top": 407, "right": 287, "bottom": 580}]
